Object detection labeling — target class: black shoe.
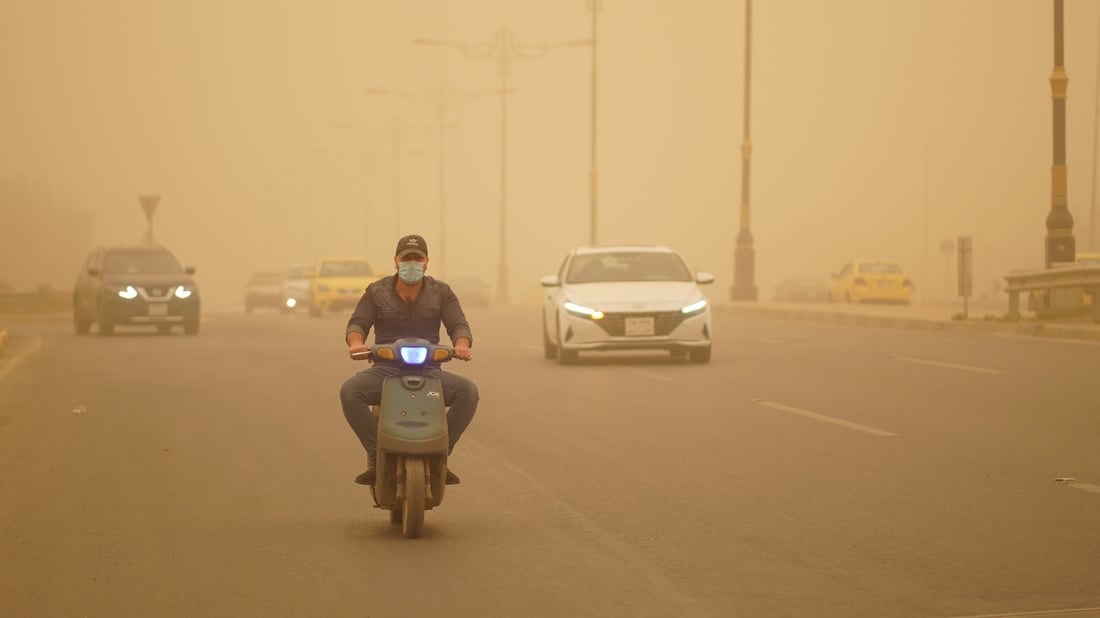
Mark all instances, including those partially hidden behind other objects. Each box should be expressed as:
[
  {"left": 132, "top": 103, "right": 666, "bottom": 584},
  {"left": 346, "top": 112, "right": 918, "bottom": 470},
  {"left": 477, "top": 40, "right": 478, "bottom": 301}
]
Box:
[
  {"left": 445, "top": 469, "right": 461, "bottom": 485},
  {"left": 354, "top": 468, "right": 376, "bottom": 486}
]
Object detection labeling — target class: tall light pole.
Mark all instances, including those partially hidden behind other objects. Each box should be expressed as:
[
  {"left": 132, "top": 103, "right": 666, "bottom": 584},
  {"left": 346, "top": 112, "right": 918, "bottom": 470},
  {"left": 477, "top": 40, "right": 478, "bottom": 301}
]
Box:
[
  {"left": 587, "top": 0, "right": 602, "bottom": 246},
  {"left": 367, "top": 83, "right": 484, "bottom": 279},
  {"left": 414, "top": 31, "right": 588, "bottom": 304},
  {"left": 1045, "top": 0, "right": 1075, "bottom": 267},
  {"left": 730, "top": 0, "right": 757, "bottom": 301},
  {"left": 139, "top": 194, "right": 160, "bottom": 245}
]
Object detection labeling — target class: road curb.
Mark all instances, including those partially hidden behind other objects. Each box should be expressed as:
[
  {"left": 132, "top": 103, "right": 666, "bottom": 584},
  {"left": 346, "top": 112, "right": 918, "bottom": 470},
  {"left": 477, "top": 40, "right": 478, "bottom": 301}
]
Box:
[{"left": 714, "top": 304, "right": 1100, "bottom": 342}]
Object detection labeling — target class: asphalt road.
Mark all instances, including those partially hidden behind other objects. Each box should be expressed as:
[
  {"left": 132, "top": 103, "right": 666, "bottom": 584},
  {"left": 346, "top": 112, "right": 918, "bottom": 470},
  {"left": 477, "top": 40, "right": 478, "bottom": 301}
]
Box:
[{"left": 1, "top": 306, "right": 1098, "bottom": 618}]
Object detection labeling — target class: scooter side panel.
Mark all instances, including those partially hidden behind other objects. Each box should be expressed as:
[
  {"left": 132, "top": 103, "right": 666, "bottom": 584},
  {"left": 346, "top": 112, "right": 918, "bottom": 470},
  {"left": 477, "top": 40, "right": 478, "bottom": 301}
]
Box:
[{"left": 377, "top": 375, "right": 449, "bottom": 454}]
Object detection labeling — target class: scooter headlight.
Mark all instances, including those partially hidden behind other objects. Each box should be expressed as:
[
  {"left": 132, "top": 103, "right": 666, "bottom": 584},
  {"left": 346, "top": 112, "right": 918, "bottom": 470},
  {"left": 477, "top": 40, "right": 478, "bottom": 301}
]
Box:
[{"left": 399, "top": 346, "right": 429, "bottom": 365}]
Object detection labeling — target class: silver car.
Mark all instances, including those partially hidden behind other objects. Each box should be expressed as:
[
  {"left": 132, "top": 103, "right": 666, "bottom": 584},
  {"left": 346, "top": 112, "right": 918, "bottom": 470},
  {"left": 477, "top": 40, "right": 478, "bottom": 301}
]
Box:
[{"left": 540, "top": 246, "right": 714, "bottom": 364}]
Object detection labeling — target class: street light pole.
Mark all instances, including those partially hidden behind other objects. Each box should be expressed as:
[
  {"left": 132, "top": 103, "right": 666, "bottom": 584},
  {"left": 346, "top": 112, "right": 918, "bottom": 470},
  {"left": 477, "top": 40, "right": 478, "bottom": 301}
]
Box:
[
  {"left": 588, "top": 0, "right": 602, "bottom": 247},
  {"left": 1045, "top": 0, "right": 1075, "bottom": 267},
  {"left": 414, "top": 30, "right": 587, "bottom": 304},
  {"left": 730, "top": 0, "right": 757, "bottom": 301}
]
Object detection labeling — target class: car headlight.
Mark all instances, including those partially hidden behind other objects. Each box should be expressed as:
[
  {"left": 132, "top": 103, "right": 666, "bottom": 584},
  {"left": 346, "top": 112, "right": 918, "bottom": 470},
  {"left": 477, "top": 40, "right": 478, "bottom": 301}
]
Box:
[
  {"left": 285, "top": 298, "right": 297, "bottom": 308},
  {"left": 563, "top": 301, "right": 604, "bottom": 320},
  {"left": 681, "top": 299, "right": 707, "bottom": 315},
  {"left": 174, "top": 285, "right": 194, "bottom": 299},
  {"left": 117, "top": 285, "right": 139, "bottom": 300}
]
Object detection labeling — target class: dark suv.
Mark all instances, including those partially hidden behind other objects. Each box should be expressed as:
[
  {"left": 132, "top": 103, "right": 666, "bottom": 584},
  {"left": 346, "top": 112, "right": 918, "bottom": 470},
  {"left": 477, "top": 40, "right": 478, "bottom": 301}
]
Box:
[{"left": 73, "top": 245, "right": 201, "bottom": 335}]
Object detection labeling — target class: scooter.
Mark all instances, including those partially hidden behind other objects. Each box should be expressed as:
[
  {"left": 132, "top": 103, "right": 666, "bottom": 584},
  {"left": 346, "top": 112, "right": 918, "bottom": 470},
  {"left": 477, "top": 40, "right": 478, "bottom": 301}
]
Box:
[{"left": 352, "top": 337, "right": 453, "bottom": 538}]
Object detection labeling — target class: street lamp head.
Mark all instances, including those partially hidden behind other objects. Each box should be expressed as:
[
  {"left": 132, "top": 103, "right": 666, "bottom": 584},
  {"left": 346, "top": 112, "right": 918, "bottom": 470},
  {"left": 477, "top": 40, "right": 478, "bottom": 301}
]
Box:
[
  {"left": 364, "top": 87, "right": 393, "bottom": 95},
  {"left": 565, "top": 38, "right": 594, "bottom": 47},
  {"left": 412, "top": 38, "right": 443, "bottom": 46}
]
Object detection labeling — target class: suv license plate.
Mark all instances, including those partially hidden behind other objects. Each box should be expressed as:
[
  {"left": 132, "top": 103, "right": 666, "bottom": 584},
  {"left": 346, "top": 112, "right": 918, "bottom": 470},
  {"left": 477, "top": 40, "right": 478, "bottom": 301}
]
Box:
[
  {"left": 148, "top": 304, "right": 168, "bottom": 316},
  {"left": 624, "top": 316, "right": 655, "bottom": 336}
]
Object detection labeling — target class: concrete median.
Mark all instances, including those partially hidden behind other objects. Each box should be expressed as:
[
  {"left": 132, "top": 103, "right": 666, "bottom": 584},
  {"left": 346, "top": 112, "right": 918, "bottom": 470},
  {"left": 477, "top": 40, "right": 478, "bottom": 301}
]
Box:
[{"left": 714, "top": 301, "right": 1100, "bottom": 342}]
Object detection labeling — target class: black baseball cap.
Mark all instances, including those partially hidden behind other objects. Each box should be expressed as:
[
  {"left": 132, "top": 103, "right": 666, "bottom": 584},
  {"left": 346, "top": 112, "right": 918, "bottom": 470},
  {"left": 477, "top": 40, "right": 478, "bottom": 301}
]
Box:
[{"left": 395, "top": 234, "right": 428, "bottom": 259}]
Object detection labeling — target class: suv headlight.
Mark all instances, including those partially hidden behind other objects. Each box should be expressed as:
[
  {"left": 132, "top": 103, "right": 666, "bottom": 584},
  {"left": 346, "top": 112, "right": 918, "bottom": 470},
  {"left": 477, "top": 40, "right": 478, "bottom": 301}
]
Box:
[
  {"left": 681, "top": 299, "right": 707, "bottom": 315},
  {"left": 174, "top": 285, "right": 194, "bottom": 299},
  {"left": 564, "top": 301, "right": 604, "bottom": 320},
  {"left": 117, "top": 285, "right": 139, "bottom": 300}
]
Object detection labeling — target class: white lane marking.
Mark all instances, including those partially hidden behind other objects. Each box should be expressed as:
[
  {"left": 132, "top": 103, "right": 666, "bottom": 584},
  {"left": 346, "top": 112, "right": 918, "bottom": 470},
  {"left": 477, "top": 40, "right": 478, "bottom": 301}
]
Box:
[
  {"left": 0, "top": 336, "right": 44, "bottom": 380},
  {"left": 518, "top": 344, "right": 543, "bottom": 353},
  {"left": 891, "top": 354, "right": 1003, "bottom": 375},
  {"left": 753, "top": 399, "right": 898, "bottom": 437},
  {"left": 631, "top": 370, "right": 674, "bottom": 382},
  {"left": 1067, "top": 482, "right": 1100, "bottom": 496},
  {"left": 943, "top": 606, "right": 1100, "bottom": 617}
]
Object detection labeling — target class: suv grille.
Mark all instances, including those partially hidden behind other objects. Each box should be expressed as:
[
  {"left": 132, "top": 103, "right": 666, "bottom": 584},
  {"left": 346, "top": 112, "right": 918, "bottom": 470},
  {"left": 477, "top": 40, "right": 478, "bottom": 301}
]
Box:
[
  {"left": 143, "top": 286, "right": 172, "bottom": 298},
  {"left": 594, "top": 311, "right": 686, "bottom": 337}
]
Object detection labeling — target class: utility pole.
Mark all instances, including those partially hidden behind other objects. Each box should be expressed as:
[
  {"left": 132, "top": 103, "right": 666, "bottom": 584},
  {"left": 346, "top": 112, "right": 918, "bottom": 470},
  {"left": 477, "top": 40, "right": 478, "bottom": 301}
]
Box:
[
  {"left": 730, "top": 0, "right": 757, "bottom": 301},
  {"left": 1045, "top": 0, "right": 1075, "bottom": 267},
  {"left": 414, "top": 30, "right": 588, "bottom": 304}
]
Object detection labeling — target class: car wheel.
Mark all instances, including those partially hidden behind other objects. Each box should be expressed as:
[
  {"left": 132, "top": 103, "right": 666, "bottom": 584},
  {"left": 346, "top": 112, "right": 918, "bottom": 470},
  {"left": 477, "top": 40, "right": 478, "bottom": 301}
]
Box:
[
  {"left": 542, "top": 315, "right": 558, "bottom": 359},
  {"left": 183, "top": 316, "right": 200, "bottom": 335},
  {"left": 309, "top": 305, "right": 322, "bottom": 318},
  {"left": 555, "top": 317, "right": 576, "bottom": 364},
  {"left": 98, "top": 302, "right": 115, "bottom": 336},
  {"left": 74, "top": 301, "right": 91, "bottom": 335},
  {"left": 689, "top": 347, "right": 711, "bottom": 364}
]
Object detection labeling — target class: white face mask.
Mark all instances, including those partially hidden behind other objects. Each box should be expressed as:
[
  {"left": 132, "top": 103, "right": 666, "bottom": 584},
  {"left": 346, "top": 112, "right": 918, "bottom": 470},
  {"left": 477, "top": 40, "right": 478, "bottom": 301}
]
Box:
[{"left": 397, "top": 261, "right": 425, "bottom": 284}]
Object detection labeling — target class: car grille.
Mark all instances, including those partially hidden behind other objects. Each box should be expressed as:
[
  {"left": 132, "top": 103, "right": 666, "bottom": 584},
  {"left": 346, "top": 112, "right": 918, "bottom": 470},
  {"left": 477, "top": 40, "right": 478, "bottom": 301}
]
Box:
[
  {"left": 142, "top": 286, "right": 172, "bottom": 299},
  {"left": 594, "top": 311, "right": 686, "bottom": 336}
]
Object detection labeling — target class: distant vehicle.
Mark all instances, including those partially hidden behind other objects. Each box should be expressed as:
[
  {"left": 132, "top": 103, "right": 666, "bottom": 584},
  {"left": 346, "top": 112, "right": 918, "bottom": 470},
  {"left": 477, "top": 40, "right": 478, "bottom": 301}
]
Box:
[
  {"left": 282, "top": 262, "right": 315, "bottom": 312},
  {"left": 448, "top": 275, "right": 491, "bottom": 308},
  {"left": 309, "top": 256, "right": 381, "bottom": 317},
  {"left": 244, "top": 271, "right": 287, "bottom": 312},
  {"left": 828, "top": 259, "right": 912, "bottom": 305},
  {"left": 773, "top": 276, "right": 829, "bottom": 302},
  {"left": 73, "top": 245, "right": 200, "bottom": 335},
  {"left": 540, "top": 245, "right": 713, "bottom": 364}
]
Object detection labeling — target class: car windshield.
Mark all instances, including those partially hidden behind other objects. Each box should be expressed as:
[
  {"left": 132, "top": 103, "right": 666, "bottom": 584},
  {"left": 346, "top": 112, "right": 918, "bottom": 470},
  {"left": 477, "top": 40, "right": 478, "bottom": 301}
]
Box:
[
  {"left": 858, "top": 262, "right": 902, "bottom": 274},
  {"left": 566, "top": 252, "right": 692, "bottom": 284},
  {"left": 287, "top": 265, "right": 314, "bottom": 279},
  {"left": 319, "top": 260, "right": 374, "bottom": 277},
  {"left": 250, "top": 272, "right": 285, "bottom": 284},
  {"left": 104, "top": 252, "right": 182, "bottom": 275}
]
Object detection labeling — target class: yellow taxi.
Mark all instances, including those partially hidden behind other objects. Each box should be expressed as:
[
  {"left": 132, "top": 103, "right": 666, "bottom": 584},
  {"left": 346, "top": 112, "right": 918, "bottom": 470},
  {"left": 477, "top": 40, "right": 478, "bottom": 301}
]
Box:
[
  {"left": 828, "top": 259, "right": 913, "bottom": 304},
  {"left": 308, "top": 256, "right": 382, "bottom": 317}
]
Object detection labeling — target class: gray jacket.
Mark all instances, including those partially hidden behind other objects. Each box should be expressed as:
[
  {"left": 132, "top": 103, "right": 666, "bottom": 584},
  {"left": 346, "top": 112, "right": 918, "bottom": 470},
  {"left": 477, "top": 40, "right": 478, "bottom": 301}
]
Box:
[{"left": 345, "top": 275, "right": 473, "bottom": 347}]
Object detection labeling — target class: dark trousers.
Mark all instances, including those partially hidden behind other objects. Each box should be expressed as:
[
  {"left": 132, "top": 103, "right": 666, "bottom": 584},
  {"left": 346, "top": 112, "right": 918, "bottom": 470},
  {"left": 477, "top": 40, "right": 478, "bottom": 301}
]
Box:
[{"left": 339, "top": 364, "right": 479, "bottom": 464}]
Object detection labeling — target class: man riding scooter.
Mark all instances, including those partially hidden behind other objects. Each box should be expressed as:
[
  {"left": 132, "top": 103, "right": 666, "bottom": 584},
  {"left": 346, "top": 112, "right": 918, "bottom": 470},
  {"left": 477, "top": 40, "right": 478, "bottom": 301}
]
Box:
[{"left": 338, "top": 234, "right": 478, "bottom": 486}]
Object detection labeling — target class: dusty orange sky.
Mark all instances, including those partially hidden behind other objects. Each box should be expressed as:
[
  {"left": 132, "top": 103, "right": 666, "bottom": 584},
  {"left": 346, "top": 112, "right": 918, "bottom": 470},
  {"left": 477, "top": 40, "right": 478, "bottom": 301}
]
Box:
[{"left": 2, "top": 0, "right": 1099, "bottom": 309}]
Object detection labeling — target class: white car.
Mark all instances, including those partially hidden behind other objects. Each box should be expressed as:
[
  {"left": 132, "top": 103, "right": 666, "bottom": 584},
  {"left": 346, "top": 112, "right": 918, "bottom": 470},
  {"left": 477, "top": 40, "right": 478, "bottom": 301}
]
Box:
[{"left": 540, "top": 246, "right": 714, "bottom": 364}]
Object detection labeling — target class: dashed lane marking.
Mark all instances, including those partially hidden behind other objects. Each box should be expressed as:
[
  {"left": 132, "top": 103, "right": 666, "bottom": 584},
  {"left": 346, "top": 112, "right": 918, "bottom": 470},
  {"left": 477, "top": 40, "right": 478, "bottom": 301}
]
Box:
[
  {"left": 891, "top": 354, "right": 1003, "bottom": 375},
  {"left": 753, "top": 399, "right": 898, "bottom": 437}
]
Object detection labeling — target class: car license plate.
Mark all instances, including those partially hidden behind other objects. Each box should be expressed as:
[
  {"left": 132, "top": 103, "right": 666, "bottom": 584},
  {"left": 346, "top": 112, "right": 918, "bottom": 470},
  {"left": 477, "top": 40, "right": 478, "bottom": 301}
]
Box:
[
  {"left": 148, "top": 304, "right": 168, "bottom": 316},
  {"left": 624, "top": 316, "right": 655, "bottom": 336}
]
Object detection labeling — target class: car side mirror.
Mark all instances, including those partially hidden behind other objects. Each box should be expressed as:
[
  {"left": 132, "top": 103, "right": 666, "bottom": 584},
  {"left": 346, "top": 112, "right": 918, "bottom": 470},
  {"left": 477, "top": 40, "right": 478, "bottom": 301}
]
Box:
[
  {"left": 185, "top": 266, "right": 196, "bottom": 275},
  {"left": 540, "top": 275, "right": 561, "bottom": 287},
  {"left": 87, "top": 268, "right": 100, "bottom": 276},
  {"left": 695, "top": 272, "right": 715, "bottom": 285}
]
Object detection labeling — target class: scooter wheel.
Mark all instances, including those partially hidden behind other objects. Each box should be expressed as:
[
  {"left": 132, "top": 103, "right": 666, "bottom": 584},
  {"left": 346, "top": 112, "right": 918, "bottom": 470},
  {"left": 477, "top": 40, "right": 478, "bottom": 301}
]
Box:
[{"left": 402, "top": 457, "right": 426, "bottom": 538}]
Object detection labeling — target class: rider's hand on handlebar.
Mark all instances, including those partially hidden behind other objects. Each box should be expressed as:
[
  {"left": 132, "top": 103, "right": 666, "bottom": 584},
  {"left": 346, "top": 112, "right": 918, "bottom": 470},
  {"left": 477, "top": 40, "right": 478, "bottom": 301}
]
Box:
[
  {"left": 349, "top": 344, "right": 372, "bottom": 361},
  {"left": 453, "top": 340, "right": 473, "bottom": 361}
]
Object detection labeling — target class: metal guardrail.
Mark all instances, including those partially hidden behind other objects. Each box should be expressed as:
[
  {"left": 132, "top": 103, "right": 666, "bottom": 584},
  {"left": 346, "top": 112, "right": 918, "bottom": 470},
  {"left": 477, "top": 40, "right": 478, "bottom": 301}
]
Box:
[
  {"left": 1004, "top": 264, "right": 1100, "bottom": 321},
  {"left": 0, "top": 290, "right": 71, "bottom": 315}
]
